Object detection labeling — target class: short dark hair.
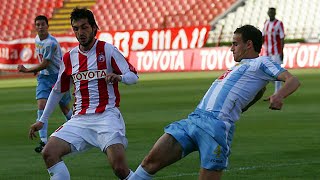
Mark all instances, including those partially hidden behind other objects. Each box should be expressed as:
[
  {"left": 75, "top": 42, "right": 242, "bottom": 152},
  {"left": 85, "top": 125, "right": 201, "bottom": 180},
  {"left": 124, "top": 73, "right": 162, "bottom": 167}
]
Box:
[
  {"left": 70, "top": 7, "right": 99, "bottom": 35},
  {"left": 35, "top": 15, "right": 48, "bottom": 25},
  {"left": 269, "top": 7, "right": 276, "bottom": 11},
  {"left": 234, "top": 25, "right": 263, "bottom": 53}
]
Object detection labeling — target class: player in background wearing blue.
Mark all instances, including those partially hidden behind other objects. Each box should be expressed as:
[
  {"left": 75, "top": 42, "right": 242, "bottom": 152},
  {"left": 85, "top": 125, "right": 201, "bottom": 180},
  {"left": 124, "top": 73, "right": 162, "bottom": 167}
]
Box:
[
  {"left": 18, "top": 15, "right": 72, "bottom": 153},
  {"left": 128, "top": 25, "right": 300, "bottom": 180}
]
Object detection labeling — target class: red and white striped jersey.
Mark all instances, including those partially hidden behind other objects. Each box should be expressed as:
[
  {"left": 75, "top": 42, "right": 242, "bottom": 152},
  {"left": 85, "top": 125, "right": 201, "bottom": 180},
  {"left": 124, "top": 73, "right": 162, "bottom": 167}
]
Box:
[
  {"left": 262, "top": 19, "right": 285, "bottom": 56},
  {"left": 53, "top": 40, "right": 138, "bottom": 115}
]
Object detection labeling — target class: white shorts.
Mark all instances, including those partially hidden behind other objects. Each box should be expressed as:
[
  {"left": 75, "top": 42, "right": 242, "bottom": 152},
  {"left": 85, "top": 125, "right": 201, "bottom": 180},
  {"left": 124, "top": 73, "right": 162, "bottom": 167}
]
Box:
[{"left": 51, "top": 107, "right": 128, "bottom": 153}]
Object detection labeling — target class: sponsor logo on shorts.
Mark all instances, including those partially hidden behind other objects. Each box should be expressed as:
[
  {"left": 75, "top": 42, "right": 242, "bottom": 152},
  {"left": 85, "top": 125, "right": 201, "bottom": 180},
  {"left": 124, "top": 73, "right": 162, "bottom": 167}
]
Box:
[
  {"left": 210, "top": 145, "right": 223, "bottom": 164},
  {"left": 72, "top": 69, "right": 107, "bottom": 82},
  {"left": 213, "top": 145, "right": 222, "bottom": 158},
  {"left": 210, "top": 159, "right": 223, "bottom": 163}
]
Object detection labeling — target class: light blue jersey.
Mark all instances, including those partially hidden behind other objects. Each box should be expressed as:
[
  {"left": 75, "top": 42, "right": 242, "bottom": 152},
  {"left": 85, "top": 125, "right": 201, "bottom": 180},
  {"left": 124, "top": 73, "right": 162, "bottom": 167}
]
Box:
[
  {"left": 197, "top": 56, "right": 286, "bottom": 123},
  {"left": 35, "top": 34, "right": 62, "bottom": 75},
  {"left": 165, "top": 56, "right": 286, "bottom": 170},
  {"left": 34, "top": 34, "right": 71, "bottom": 104}
]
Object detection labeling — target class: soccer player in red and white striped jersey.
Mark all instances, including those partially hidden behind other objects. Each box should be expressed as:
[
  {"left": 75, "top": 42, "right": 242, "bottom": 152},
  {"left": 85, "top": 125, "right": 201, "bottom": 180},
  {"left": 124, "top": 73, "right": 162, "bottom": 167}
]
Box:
[
  {"left": 262, "top": 7, "right": 285, "bottom": 94},
  {"left": 28, "top": 7, "right": 138, "bottom": 180}
]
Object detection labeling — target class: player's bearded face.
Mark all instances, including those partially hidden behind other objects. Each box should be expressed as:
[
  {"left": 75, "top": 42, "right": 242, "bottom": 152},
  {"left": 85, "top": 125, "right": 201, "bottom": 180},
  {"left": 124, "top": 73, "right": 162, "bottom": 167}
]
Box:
[
  {"left": 77, "top": 28, "right": 95, "bottom": 47},
  {"left": 72, "top": 19, "right": 96, "bottom": 48}
]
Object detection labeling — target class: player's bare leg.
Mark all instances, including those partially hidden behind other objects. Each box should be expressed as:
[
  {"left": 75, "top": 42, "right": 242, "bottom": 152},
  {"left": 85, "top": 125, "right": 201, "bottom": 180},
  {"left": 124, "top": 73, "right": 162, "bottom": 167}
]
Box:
[
  {"left": 105, "top": 143, "right": 131, "bottom": 179},
  {"left": 128, "top": 133, "right": 183, "bottom": 180},
  {"left": 141, "top": 133, "right": 183, "bottom": 174},
  {"left": 42, "top": 137, "right": 71, "bottom": 168},
  {"left": 199, "top": 168, "right": 222, "bottom": 180},
  {"left": 42, "top": 137, "right": 72, "bottom": 179}
]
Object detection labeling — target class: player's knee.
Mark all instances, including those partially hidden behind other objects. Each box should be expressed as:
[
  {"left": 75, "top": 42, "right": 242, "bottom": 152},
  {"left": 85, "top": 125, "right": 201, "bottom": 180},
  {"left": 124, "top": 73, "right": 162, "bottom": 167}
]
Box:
[
  {"left": 42, "top": 147, "right": 52, "bottom": 160},
  {"left": 42, "top": 146, "right": 59, "bottom": 165}
]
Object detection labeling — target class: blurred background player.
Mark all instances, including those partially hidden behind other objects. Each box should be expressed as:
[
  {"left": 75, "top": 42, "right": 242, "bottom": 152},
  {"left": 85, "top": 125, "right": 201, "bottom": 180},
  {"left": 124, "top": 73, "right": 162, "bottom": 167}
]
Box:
[
  {"left": 17, "top": 15, "right": 72, "bottom": 153},
  {"left": 262, "top": 7, "right": 285, "bottom": 94},
  {"left": 28, "top": 8, "right": 138, "bottom": 180},
  {"left": 128, "top": 25, "right": 300, "bottom": 180}
]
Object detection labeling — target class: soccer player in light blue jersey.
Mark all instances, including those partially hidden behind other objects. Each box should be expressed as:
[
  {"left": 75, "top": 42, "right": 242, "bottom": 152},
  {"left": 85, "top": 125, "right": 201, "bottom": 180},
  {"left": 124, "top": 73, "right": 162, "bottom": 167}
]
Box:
[
  {"left": 129, "top": 25, "right": 300, "bottom": 180},
  {"left": 17, "top": 15, "right": 72, "bottom": 153}
]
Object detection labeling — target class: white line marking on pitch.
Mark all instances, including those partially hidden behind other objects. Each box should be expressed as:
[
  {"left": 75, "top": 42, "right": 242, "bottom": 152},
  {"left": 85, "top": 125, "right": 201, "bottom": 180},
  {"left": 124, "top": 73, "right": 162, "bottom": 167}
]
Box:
[{"left": 154, "top": 161, "right": 320, "bottom": 179}]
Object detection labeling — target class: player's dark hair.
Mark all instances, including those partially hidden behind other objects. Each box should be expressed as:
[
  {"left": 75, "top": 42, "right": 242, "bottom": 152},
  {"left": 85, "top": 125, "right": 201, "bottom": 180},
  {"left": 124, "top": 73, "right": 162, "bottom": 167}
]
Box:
[
  {"left": 70, "top": 7, "right": 99, "bottom": 35},
  {"left": 234, "top": 25, "right": 263, "bottom": 53},
  {"left": 269, "top": 7, "right": 276, "bottom": 11},
  {"left": 35, "top": 15, "right": 48, "bottom": 25}
]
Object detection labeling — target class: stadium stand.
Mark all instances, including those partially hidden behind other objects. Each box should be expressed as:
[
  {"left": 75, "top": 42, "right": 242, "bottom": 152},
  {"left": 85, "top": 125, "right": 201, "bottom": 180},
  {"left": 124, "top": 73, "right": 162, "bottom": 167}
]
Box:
[
  {"left": 207, "top": 0, "right": 320, "bottom": 45},
  {"left": 0, "top": 0, "right": 319, "bottom": 44},
  {"left": 0, "top": 0, "right": 65, "bottom": 40},
  {"left": 0, "top": 0, "right": 236, "bottom": 40}
]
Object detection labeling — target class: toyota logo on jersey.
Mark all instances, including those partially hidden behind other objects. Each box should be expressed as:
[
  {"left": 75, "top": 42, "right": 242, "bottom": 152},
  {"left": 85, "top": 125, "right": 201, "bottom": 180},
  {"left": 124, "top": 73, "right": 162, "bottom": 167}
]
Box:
[{"left": 72, "top": 69, "right": 107, "bottom": 82}]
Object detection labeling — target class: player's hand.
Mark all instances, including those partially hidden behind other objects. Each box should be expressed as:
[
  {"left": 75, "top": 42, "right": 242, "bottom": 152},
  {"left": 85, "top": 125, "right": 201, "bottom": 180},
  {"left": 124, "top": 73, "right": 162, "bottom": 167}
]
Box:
[
  {"left": 105, "top": 73, "right": 122, "bottom": 84},
  {"left": 29, "top": 121, "right": 44, "bottom": 140},
  {"left": 264, "top": 94, "right": 283, "bottom": 110},
  {"left": 17, "top": 64, "right": 27, "bottom": 73}
]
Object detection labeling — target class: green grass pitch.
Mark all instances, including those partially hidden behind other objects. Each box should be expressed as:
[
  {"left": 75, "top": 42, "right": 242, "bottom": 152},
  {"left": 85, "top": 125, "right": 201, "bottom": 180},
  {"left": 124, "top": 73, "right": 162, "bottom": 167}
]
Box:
[{"left": 0, "top": 69, "right": 319, "bottom": 179}]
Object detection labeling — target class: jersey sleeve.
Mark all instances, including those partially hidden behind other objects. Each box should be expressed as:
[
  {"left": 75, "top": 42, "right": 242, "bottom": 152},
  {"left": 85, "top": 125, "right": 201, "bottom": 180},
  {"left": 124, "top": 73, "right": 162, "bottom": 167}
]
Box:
[
  {"left": 39, "top": 90, "right": 64, "bottom": 123},
  {"left": 259, "top": 57, "right": 286, "bottom": 80},
  {"left": 110, "top": 46, "right": 138, "bottom": 84},
  {"left": 53, "top": 52, "right": 73, "bottom": 92}
]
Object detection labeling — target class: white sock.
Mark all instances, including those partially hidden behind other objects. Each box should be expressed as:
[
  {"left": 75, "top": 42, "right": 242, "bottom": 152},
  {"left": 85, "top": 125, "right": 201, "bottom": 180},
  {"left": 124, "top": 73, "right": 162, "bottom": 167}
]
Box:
[
  {"left": 121, "top": 170, "right": 133, "bottom": 180},
  {"left": 275, "top": 81, "right": 282, "bottom": 93},
  {"left": 128, "top": 165, "right": 153, "bottom": 180},
  {"left": 47, "top": 161, "right": 70, "bottom": 180}
]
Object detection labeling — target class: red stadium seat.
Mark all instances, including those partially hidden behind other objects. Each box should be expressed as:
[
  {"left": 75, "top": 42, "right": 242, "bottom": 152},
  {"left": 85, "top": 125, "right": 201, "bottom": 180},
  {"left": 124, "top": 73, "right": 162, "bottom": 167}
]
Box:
[{"left": 0, "top": 0, "right": 242, "bottom": 40}]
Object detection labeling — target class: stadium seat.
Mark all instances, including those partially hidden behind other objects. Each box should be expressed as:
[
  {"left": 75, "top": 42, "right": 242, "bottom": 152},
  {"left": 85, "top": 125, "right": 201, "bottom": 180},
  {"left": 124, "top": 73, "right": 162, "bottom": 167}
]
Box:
[
  {"left": 208, "top": 0, "right": 320, "bottom": 44},
  {"left": 3, "top": 0, "right": 318, "bottom": 43}
]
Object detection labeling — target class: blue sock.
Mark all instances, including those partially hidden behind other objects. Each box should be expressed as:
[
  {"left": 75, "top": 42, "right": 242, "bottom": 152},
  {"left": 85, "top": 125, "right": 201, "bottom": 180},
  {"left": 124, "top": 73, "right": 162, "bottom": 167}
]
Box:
[
  {"left": 128, "top": 165, "right": 153, "bottom": 180},
  {"left": 37, "top": 109, "right": 47, "bottom": 143},
  {"left": 65, "top": 110, "right": 72, "bottom": 121}
]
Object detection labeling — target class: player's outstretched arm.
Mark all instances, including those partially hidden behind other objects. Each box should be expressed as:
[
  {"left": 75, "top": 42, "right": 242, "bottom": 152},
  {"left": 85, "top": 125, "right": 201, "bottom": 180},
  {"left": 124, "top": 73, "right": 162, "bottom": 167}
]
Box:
[
  {"left": 266, "top": 71, "right": 300, "bottom": 110},
  {"left": 17, "top": 59, "right": 50, "bottom": 73}
]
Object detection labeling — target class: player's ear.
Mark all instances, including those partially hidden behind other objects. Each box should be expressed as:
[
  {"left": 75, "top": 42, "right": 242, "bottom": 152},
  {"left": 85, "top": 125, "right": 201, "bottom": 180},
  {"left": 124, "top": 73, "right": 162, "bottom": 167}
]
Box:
[{"left": 246, "top": 40, "right": 253, "bottom": 49}]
